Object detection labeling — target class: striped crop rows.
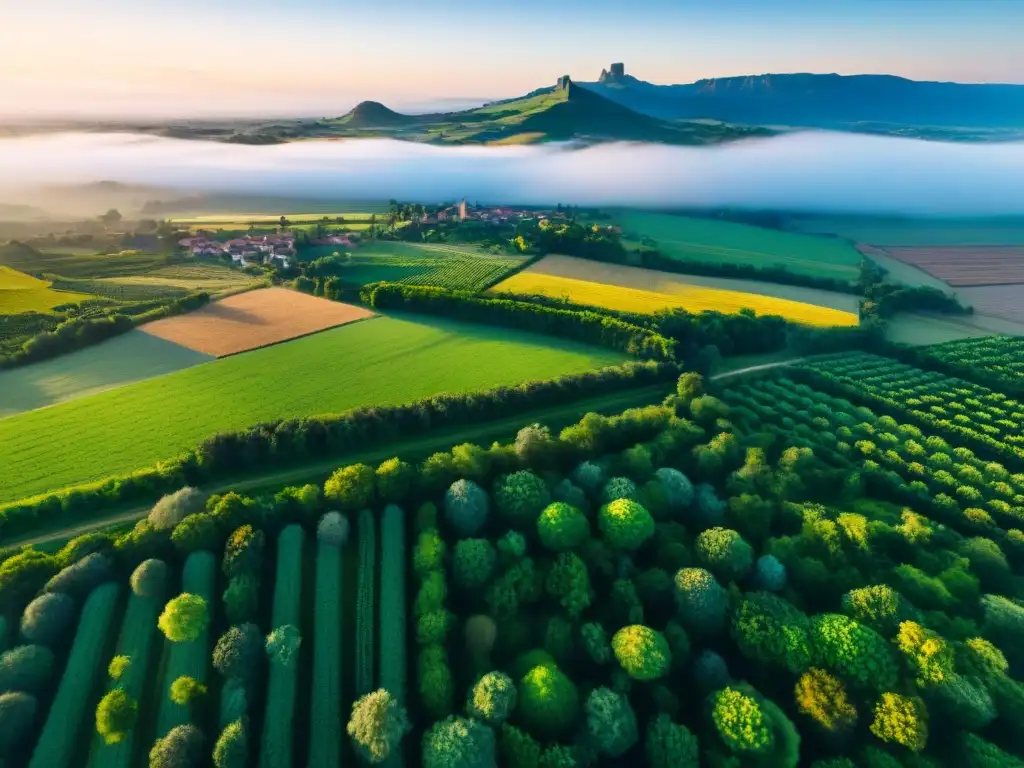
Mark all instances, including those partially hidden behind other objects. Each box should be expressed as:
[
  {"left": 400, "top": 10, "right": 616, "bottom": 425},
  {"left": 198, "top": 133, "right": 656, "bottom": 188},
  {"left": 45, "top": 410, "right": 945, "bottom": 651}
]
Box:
[
  {"left": 259, "top": 524, "right": 306, "bottom": 768},
  {"left": 356, "top": 509, "right": 376, "bottom": 699}
]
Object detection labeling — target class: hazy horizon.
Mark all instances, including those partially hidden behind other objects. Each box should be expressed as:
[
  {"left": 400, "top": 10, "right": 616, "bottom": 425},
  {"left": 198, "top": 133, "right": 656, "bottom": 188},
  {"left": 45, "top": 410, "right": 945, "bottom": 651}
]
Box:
[
  {"left": 2, "top": 132, "right": 1023, "bottom": 218},
  {"left": 2, "top": 0, "right": 1021, "bottom": 119}
]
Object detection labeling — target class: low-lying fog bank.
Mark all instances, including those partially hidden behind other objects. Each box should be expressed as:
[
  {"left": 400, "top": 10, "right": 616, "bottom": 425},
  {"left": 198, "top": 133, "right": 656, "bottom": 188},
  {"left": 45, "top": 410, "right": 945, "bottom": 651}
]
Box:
[{"left": 0, "top": 131, "right": 1022, "bottom": 216}]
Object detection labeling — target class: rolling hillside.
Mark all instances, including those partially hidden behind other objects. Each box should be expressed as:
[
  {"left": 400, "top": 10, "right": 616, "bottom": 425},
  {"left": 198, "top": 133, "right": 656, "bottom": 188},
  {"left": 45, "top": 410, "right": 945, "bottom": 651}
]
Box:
[{"left": 123, "top": 77, "right": 770, "bottom": 147}]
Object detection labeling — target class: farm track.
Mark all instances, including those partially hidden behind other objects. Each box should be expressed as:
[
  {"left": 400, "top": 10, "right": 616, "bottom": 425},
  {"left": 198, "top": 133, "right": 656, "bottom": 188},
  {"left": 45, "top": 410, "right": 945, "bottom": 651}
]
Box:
[{"left": 5, "top": 384, "right": 668, "bottom": 552}]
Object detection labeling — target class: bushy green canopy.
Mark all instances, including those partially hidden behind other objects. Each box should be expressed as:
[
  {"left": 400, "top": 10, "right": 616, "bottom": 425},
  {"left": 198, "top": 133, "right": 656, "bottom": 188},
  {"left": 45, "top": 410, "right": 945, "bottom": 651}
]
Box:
[
  {"left": 347, "top": 688, "right": 411, "bottom": 764},
  {"left": 518, "top": 662, "right": 580, "bottom": 738},
  {"left": 537, "top": 503, "right": 590, "bottom": 552},
  {"left": 810, "top": 614, "right": 898, "bottom": 691},
  {"left": 158, "top": 593, "right": 209, "bottom": 643},
  {"left": 711, "top": 686, "right": 773, "bottom": 755},
  {"left": 598, "top": 499, "right": 655, "bottom": 551},
  {"left": 695, "top": 527, "right": 754, "bottom": 582},
  {"left": 584, "top": 687, "right": 638, "bottom": 758},
  {"left": 467, "top": 671, "right": 517, "bottom": 724},
  {"left": 96, "top": 688, "right": 138, "bottom": 745},
  {"left": 422, "top": 716, "right": 496, "bottom": 768},
  {"left": 645, "top": 713, "right": 699, "bottom": 768},
  {"left": 494, "top": 471, "right": 551, "bottom": 526},
  {"left": 674, "top": 567, "right": 728, "bottom": 636},
  {"left": 611, "top": 625, "right": 672, "bottom": 681}
]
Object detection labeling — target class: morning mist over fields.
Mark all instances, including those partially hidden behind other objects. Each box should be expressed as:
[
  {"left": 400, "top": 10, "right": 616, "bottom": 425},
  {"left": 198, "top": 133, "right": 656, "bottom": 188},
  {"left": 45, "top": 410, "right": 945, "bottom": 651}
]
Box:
[{"left": 1, "top": 131, "right": 1022, "bottom": 216}]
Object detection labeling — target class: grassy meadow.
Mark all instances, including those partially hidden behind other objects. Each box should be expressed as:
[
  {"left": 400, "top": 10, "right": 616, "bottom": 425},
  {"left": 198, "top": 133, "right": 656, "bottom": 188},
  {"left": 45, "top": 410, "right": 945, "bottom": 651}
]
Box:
[
  {"left": 0, "top": 330, "right": 213, "bottom": 416},
  {"left": 0, "top": 314, "right": 625, "bottom": 503},
  {"left": 0, "top": 266, "right": 91, "bottom": 312},
  {"left": 615, "top": 210, "right": 863, "bottom": 282},
  {"left": 494, "top": 256, "right": 859, "bottom": 326},
  {"left": 787, "top": 215, "right": 1024, "bottom": 246}
]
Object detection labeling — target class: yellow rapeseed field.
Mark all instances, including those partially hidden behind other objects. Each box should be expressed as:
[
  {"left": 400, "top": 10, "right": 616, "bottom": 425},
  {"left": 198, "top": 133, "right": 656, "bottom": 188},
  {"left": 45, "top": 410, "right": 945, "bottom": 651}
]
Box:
[{"left": 494, "top": 258, "right": 858, "bottom": 327}]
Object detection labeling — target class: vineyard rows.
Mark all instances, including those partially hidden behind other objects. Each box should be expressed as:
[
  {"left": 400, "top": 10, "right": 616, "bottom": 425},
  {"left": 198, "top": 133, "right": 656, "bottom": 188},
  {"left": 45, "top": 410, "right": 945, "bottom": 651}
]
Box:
[
  {"left": 723, "top": 376, "right": 1024, "bottom": 544},
  {"left": 797, "top": 352, "right": 1024, "bottom": 462},
  {"left": 924, "top": 335, "right": 1024, "bottom": 384}
]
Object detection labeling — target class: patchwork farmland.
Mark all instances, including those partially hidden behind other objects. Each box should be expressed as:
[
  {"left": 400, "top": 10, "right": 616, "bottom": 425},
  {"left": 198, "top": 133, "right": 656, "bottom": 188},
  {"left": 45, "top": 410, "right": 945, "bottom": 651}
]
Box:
[
  {"left": 493, "top": 254, "right": 859, "bottom": 326},
  {"left": 0, "top": 315, "right": 625, "bottom": 502},
  {"left": 139, "top": 287, "right": 374, "bottom": 357}
]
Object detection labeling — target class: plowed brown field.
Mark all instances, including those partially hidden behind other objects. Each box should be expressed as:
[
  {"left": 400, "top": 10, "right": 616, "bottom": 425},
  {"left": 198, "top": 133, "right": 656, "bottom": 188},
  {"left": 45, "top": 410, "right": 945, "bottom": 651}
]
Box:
[
  {"left": 139, "top": 287, "right": 375, "bottom": 356},
  {"left": 883, "top": 246, "right": 1024, "bottom": 286}
]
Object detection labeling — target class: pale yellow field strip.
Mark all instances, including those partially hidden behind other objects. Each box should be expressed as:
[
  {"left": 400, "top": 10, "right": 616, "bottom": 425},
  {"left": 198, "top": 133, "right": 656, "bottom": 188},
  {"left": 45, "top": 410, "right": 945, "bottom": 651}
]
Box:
[{"left": 494, "top": 256, "right": 858, "bottom": 327}]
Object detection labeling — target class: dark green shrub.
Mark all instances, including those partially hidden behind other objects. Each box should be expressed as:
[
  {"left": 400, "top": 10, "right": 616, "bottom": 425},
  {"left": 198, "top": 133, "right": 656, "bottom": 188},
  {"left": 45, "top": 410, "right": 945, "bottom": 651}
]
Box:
[
  {"left": 537, "top": 503, "right": 590, "bottom": 552},
  {"left": 518, "top": 662, "right": 579, "bottom": 737},
  {"left": 611, "top": 625, "right": 671, "bottom": 681},
  {"left": 212, "top": 624, "right": 262, "bottom": 683},
  {"left": 467, "top": 671, "right": 517, "bottom": 725},
  {"left": 494, "top": 471, "right": 551, "bottom": 526},
  {"left": 645, "top": 713, "right": 698, "bottom": 768},
  {"left": 324, "top": 463, "right": 376, "bottom": 511},
  {"left": 444, "top": 480, "right": 490, "bottom": 536},
  {"left": 19, "top": 592, "right": 75, "bottom": 646},
  {"left": 695, "top": 527, "right": 754, "bottom": 582},
  {"left": 598, "top": 499, "right": 655, "bottom": 550},
  {"left": 422, "top": 716, "right": 496, "bottom": 768},
  {"left": 452, "top": 539, "right": 497, "bottom": 590},
  {"left": 584, "top": 686, "right": 638, "bottom": 758},
  {"left": 674, "top": 567, "right": 727, "bottom": 636},
  {"left": 149, "top": 723, "right": 204, "bottom": 768},
  {"left": 0, "top": 644, "right": 54, "bottom": 693}
]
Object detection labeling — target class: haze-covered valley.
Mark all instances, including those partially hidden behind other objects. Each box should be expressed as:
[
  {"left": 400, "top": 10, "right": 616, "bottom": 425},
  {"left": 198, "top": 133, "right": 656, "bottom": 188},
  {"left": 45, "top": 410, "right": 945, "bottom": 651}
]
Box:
[{"left": 0, "top": 131, "right": 1022, "bottom": 219}]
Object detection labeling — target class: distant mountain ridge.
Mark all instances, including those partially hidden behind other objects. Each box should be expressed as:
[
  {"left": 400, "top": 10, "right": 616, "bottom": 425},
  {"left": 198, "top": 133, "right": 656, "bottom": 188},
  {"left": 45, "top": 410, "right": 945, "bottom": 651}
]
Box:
[{"left": 582, "top": 64, "right": 1024, "bottom": 128}]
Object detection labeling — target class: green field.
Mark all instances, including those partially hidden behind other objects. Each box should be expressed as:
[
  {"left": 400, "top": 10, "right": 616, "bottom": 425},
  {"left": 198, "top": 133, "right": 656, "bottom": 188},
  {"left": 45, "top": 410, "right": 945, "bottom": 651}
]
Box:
[
  {"left": 615, "top": 210, "right": 863, "bottom": 282},
  {"left": 0, "top": 266, "right": 91, "bottom": 313},
  {"left": 786, "top": 215, "right": 1024, "bottom": 246},
  {"left": 305, "top": 240, "right": 528, "bottom": 291},
  {"left": 0, "top": 330, "right": 213, "bottom": 417},
  {"left": 0, "top": 314, "right": 624, "bottom": 503}
]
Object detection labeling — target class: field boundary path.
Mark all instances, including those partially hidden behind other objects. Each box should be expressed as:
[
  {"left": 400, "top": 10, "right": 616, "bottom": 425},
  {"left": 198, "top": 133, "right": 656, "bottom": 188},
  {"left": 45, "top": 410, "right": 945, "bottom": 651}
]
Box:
[
  {"left": 711, "top": 358, "right": 803, "bottom": 380},
  {"left": 3, "top": 384, "right": 667, "bottom": 553}
]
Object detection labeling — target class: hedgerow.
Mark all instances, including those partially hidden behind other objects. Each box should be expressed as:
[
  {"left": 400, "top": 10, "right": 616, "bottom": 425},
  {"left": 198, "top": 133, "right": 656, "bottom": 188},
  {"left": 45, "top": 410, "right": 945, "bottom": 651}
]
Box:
[
  {"left": 379, "top": 505, "right": 407, "bottom": 706},
  {"left": 259, "top": 524, "right": 305, "bottom": 768},
  {"left": 309, "top": 514, "right": 345, "bottom": 768},
  {"left": 356, "top": 508, "right": 376, "bottom": 699},
  {"left": 28, "top": 582, "right": 120, "bottom": 768}
]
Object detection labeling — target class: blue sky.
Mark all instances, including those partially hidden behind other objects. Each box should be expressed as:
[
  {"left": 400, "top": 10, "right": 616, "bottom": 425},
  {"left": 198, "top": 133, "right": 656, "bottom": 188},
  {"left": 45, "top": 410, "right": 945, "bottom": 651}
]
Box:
[{"left": 1, "top": 0, "right": 1021, "bottom": 117}]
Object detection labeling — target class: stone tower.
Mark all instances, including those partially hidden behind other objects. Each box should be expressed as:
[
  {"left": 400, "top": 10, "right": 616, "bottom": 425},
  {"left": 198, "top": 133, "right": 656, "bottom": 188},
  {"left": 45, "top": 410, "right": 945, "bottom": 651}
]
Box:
[
  {"left": 610, "top": 62, "right": 625, "bottom": 78},
  {"left": 458, "top": 199, "right": 467, "bottom": 221}
]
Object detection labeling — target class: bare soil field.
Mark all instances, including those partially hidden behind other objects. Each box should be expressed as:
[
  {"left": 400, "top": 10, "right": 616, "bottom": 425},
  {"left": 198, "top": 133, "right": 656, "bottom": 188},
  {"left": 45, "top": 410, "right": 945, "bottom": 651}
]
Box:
[
  {"left": 958, "top": 285, "right": 1024, "bottom": 325},
  {"left": 882, "top": 246, "right": 1024, "bottom": 286},
  {"left": 139, "top": 287, "right": 374, "bottom": 356}
]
